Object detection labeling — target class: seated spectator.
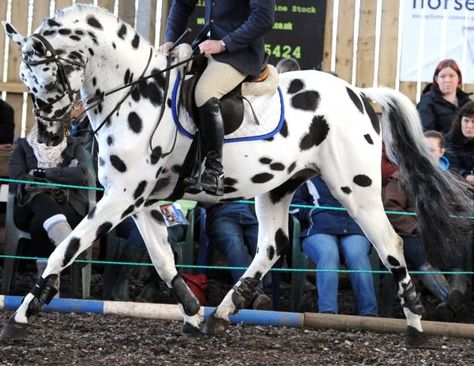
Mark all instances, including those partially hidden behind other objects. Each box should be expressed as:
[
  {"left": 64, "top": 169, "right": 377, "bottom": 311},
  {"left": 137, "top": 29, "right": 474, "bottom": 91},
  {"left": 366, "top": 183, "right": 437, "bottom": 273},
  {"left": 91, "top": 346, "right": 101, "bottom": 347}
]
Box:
[
  {"left": 444, "top": 101, "right": 474, "bottom": 186},
  {"left": 381, "top": 143, "right": 397, "bottom": 187},
  {"left": 9, "top": 123, "right": 92, "bottom": 285},
  {"left": 0, "top": 98, "right": 15, "bottom": 177},
  {"left": 417, "top": 59, "right": 472, "bottom": 135},
  {"left": 292, "top": 177, "right": 378, "bottom": 316},
  {"left": 383, "top": 131, "right": 469, "bottom": 321},
  {"left": 206, "top": 203, "right": 272, "bottom": 309},
  {"left": 275, "top": 57, "right": 300, "bottom": 73}
]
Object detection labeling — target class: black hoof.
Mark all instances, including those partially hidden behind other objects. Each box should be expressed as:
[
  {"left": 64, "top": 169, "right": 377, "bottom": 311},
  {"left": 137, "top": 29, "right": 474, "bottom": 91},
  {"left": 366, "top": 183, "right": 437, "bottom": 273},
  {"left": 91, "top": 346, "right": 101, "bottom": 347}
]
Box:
[
  {"left": 182, "top": 322, "right": 203, "bottom": 337},
  {"left": 406, "top": 326, "right": 428, "bottom": 348},
  {"left": 202, "top": 310, "right": 229, "bottom": 335},
  {"left": 1, "top": 316, "right": 28, "bottom": 342}
]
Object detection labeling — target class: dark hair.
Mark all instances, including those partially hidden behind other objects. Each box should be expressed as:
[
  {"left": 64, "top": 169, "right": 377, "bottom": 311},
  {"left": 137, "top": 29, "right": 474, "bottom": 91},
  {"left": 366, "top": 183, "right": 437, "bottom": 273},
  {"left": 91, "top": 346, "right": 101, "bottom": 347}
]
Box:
[
  {"left": 275, "top": 58, "right": 300, "bottom": 73},
  {"left": 423, "top": 130, "right": 445, "bottom": 149},
  {"left": 449, "top": 100, "right": 474, "bottom": 142},
  {"left": 432, "top": 59, "right": 462, "bottom": 93}
]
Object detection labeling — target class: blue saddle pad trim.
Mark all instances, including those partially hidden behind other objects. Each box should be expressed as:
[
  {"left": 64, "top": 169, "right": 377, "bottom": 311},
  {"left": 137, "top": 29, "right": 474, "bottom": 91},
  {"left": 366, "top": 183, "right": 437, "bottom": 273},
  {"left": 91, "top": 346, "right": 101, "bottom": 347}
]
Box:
[{"left": 171, "top": 72, "right": 285, "bottom": 143}]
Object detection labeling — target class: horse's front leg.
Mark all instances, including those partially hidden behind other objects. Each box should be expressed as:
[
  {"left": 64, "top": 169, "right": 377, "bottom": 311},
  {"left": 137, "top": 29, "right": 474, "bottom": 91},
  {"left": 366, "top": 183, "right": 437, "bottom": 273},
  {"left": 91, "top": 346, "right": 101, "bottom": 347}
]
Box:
[
  {"left": 1, "top": 192, "right": 131, "bottom": 341},
  {"left": 203, "top": 192, "right": 293, "bottom": 335},
  {"left": 133, "top": 209, "right": 202, "bottom": 335}
]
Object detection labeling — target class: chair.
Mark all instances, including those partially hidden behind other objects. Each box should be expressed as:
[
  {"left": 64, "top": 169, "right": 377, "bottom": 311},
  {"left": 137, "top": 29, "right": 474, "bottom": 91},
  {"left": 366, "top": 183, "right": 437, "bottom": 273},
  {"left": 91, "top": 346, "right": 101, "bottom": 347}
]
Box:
[
  {"left": 2, "top": 184, "right": 95, "bottom": 298},
  {"left": 102, "top": 208, "right": 197, "bottom": 299},
  {"left": 289, "top": 215, "right": 381, "bottom": 313}
]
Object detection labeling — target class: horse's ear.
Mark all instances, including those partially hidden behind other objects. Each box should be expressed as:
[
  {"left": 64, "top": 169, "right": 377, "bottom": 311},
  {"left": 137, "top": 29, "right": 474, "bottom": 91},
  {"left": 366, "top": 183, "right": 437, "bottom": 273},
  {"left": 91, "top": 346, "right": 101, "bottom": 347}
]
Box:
[{"left": 2, "top": 22, "right": 26, "bottom": 46}]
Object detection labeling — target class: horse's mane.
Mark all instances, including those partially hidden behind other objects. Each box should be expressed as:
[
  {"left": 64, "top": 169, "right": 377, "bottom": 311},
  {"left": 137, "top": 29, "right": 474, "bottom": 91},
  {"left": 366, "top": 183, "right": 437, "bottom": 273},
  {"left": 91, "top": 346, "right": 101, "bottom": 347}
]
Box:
[{"left": 52, "top": 4, "right": 118, "bottom": 25}]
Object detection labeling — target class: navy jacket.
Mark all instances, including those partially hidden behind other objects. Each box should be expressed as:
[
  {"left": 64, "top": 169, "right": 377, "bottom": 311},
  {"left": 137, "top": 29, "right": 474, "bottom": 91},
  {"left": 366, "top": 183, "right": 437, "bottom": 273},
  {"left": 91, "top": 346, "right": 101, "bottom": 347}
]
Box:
[
  {"left": 444, "top": 132, "right": 474, "bottom": 178},
  {"left": 165, "top": 0, "right": 275, "bottom": 76},
  {"left": 417, "top": 86, "right": 472, "bottom": 135},
  {"left": 292, "top": 177, "right": 365, "bottom": 239}
]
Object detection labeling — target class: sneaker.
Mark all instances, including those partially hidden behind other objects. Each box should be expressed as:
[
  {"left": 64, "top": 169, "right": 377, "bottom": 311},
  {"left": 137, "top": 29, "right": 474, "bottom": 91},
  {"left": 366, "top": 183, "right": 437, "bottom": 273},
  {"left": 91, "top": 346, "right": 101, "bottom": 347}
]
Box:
[{"left": 251, "top": 293, "right": 272, "bottom": 310}]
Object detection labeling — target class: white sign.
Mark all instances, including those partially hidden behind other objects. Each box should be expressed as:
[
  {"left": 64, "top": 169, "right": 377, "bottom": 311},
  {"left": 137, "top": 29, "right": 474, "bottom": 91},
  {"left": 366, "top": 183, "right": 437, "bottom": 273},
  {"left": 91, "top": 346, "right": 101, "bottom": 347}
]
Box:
[{"left": 400, "top": 0, "right": 474, "bottom": 83}]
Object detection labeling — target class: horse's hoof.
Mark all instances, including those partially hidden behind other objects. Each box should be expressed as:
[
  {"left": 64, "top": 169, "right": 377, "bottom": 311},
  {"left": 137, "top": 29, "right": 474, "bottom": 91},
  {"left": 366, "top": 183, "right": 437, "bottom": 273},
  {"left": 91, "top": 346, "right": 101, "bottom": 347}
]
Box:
[
  {"left": 1, "top": 317, "right": 28, "bottom": 342},
  {"left": 406, "top": 326, "right": 428, "bottom": 348},
  {"left": 202, "top": 310, "right": 229, "bottom": 335},
  {"left": 182, "top": 322, "right": 203, "bottom": 337}
]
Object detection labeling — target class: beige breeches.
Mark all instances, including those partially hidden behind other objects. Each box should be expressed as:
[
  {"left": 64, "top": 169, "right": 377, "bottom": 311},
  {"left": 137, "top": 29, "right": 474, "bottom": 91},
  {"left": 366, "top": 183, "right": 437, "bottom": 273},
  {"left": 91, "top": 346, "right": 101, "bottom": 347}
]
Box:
[{"left": 194, "top": 56, "right": 246, "bottom": 107}]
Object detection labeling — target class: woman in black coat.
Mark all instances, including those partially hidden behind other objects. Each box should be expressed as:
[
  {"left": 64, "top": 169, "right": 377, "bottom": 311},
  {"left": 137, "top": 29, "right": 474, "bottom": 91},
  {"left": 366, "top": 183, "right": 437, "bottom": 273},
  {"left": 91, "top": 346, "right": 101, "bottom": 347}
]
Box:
[{"left": 417, "top": 59, "right": 472, "bottom": 135}]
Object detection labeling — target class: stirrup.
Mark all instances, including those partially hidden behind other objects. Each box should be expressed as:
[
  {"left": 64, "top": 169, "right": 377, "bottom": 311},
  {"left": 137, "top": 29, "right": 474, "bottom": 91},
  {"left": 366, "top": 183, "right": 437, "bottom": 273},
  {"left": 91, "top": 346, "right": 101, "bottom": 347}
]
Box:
[{"left": 201, "top": 168, "right": 224, "bottom": 196}]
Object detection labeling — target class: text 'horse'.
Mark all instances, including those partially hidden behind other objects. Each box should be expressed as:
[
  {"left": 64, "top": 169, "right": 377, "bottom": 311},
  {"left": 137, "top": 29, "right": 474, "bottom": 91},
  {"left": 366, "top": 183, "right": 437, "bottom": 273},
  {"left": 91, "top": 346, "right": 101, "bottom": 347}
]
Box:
[{"left": 2, "top": 5, "right": 472, "bottom": 346}]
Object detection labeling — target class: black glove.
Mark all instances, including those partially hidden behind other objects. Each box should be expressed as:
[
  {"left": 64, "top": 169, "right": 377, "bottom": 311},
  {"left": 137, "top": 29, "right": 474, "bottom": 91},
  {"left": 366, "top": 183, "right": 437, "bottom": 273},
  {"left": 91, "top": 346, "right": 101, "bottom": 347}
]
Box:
[{"left": 29, "top": 168, "right": 46, "bottom": 178}]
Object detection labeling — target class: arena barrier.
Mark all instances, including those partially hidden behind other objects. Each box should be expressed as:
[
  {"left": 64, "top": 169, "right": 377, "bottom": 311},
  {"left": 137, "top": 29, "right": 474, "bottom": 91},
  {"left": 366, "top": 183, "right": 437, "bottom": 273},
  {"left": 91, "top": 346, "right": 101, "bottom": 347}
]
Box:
[{"left": 1, "top": 295, "right": 473, "bottom": 339}]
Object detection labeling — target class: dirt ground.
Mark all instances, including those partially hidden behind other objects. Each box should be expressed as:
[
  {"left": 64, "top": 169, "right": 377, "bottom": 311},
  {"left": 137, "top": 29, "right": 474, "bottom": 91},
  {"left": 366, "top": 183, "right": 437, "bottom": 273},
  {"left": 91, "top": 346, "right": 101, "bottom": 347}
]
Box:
[{"left": 1, "top": 267, "right": 473, "bottom": 365}]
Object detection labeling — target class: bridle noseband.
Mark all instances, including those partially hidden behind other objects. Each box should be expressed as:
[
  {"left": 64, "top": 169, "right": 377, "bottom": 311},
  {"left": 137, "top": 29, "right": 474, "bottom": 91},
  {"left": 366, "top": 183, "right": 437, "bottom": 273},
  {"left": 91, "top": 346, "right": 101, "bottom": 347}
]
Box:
[{"left": 22, "top": 33, "right": 84, "bottom": 122}]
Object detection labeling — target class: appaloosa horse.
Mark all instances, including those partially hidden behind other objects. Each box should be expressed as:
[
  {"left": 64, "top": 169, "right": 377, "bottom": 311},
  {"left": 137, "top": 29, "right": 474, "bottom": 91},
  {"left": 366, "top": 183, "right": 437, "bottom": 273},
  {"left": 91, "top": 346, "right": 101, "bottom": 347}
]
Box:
[{"left": 2, "top": 5, "right": 472, "bottom": 346}]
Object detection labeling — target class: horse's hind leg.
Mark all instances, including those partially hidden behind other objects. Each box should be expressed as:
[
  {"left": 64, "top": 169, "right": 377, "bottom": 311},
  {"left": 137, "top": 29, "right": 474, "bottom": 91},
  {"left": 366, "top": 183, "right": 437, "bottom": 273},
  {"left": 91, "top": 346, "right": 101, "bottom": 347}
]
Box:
[
  {"left": 133, "top": 209, "right": 202, "bottom": 335},
  {"left": 204, "top": 190, "right": 295, "bottom": 334},
  {"left": 321, "top": 171, "right": 426, "bottom": 347},
  {"left": 1, "top": 194, "right": 133, "bottom": 341}
]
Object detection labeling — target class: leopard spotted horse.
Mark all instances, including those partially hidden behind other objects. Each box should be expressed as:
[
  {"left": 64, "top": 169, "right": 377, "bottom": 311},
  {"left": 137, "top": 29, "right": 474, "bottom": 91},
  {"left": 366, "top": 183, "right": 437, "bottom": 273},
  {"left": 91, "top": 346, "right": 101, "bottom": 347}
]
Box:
[{"left": 2, "top": 5, "right": 472, "bottom": 346}]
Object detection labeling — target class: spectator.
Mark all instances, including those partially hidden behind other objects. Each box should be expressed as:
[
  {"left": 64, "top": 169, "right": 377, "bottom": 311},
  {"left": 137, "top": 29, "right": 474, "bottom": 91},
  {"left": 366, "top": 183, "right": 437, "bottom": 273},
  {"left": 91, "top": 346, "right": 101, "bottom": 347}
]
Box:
[
  {"left": 9, "top": 122, "right": 92, "bottom": 285},
  {"left": 0, "top": 98, "right": 15, "bottom": 177},
  {"left": 206, "top": 203, "right": 272, "bottom": 309},
  {"left": 382, "top": 131, "right": 469, "bottom": 321},
  {"left": 275, "top": 57, "right": 300, "bottom": 73},
  {"left": 444, "top": 101, "right": 474, "bottom": 186},
  {"left": 292, "top": 177, "right": 378, "bottom": 316},
  {"left": 417, "top": 59, "right": 472, "bottom": 135}
]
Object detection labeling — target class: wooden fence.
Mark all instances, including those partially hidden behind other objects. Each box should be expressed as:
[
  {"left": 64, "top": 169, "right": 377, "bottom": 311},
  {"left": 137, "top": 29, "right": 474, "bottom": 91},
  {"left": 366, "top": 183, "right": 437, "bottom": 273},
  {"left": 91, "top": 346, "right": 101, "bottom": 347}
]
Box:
[{"left": 1, "top": 0, "right": 473, "bottom": 137}]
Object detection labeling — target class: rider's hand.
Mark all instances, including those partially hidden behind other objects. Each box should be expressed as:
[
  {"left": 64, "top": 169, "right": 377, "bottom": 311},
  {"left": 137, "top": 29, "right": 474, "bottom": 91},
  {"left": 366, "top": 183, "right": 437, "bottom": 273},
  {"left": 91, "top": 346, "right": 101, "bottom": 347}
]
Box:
[
  {"left": 159, "top": 42, "right": 174, "bottom": 55},
  {"left": 198, "top": 40, "right": 226, "bottom": 56}
]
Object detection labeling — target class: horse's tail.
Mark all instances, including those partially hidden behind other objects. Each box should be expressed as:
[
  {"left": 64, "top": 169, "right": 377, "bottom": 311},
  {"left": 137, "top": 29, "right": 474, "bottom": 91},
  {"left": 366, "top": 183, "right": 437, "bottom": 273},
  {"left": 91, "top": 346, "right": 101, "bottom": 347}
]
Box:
[{"left": 362, "top": 87, "right": 473, "bottom": 266}]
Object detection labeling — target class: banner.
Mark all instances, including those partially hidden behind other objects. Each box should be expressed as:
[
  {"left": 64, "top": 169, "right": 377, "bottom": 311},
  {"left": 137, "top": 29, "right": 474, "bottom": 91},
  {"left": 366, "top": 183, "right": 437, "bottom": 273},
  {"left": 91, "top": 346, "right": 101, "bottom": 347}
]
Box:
[
  {"left": 400, "top": 0, "right": 474, "bottom": 83},
  {"left": 177, "top": 1, "right": 327, "bottom": 70}
]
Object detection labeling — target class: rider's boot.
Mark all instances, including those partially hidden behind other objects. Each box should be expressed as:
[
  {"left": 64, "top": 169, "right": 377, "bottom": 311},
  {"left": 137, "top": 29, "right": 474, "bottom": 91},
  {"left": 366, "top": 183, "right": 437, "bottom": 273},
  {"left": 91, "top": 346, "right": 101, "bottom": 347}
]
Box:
[{"left": 198, "top": 97, "right": 225, "bottom": 196}]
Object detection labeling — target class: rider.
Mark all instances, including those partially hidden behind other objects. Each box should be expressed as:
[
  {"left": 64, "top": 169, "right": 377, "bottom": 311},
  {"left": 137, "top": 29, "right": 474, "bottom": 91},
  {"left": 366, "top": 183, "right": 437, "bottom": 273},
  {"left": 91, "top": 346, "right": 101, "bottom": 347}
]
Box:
[{"left": 160, "top": 1, "right": 275, "bottom": 196}]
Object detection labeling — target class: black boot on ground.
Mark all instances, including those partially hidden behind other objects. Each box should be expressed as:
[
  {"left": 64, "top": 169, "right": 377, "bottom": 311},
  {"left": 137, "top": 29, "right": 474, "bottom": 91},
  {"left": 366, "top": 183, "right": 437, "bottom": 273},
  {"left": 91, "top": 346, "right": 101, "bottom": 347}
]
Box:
[
  {"left": 198, "top": 97, "right": 225, "bottom": 196},
  {"left": 136, "top": 269, "right": 162, "bottom": 303},
  {"left": 110, "top": 245, "right": 146, "bottom": 301}
]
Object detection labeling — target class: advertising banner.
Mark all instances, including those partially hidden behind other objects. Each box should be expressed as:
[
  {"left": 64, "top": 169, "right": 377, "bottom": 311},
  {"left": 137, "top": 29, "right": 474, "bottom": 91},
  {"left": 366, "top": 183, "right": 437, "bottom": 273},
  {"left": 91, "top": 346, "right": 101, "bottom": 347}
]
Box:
[{"left": 400, "top": 0, "right": 474, "bottom": 83}]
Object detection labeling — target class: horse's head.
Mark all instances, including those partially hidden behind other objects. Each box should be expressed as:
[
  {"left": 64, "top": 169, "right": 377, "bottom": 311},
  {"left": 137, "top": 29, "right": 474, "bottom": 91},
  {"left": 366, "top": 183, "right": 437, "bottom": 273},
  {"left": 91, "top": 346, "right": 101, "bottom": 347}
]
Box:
[{"left": 4, "top": 21, "right": 85, "bottom": 146}]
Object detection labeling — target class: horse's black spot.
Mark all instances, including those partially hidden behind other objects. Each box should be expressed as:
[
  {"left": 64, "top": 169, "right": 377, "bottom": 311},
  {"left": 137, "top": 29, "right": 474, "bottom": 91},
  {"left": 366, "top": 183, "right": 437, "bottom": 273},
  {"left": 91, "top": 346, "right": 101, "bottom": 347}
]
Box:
[
  {"left": 88, "top": 31, "right": 99, "bottom": 45},
  {"left": 133, "top": 180, "right": 147, "bottom": 199},
  {"left": 275, "top": 229, "right": 289, "bottom": 255},
  {"left": 287, "top": 79, "right": 304, "bottom": 94},
  {"left": 251, "top": 173, "right": 274, "bottom": 184},
  {"left": 353, "top": 174, "right": 372, "bottom": 187},
  {"left": 96, "top": 222, "right": 113, "bottom": 239},
  {"left": 155, "top": 167, "right": 163, "bottom": 178},
  {"left": 291, "top": 91, "right": 320, "bottom": 111},
  {"left": 361, "top": 94, "right": 381, "bottom": 135},
  {"left": 259, "top": 157, "right": 272, "bottom": 165},
  {"left": 151, "top": 209, "right": 164, "bottom": 222},
  {"left": 391, "top": 266, "right": 408, "bottom": 283},
  {"left": 253, "top": 271, "right": 263, "bottom": 281},
  {"left": 270, "top": 162, "right": 285, "bottom": 171},
  {"left": 267, "top": 246, "right": 275, "bottom": 261},
  {"left": 264, "top": 136, "right": 274, "bottom": 142},
  {"left": 6, "top": 23, "right": 17, "bottom": 35},
  {"left": 341, "top": 186, "right": 352, "bottom": 194},
  {"left": 128, "top": 112, "right": 142, "bottom": 133},
  {"left": 388, "top": 255, "right": 401, "bottom": 266},
  {"left": 131, "top": 34, "right": 140, "bottom": 48},
  {"left": 145, "top": 199, "right": 160, "bottom": 207},
  {"left": 75, "top": 30, "right": 84, "bottom": 36},
  {"left": 121, "top": 205, "right": 135, "bottom": 219},
  {"left": 135, "top": 197, "right": 145, "bottom": 207},
  {"left": 92, "top": 77, "right": 97, "bottom": 86},
  {"left": 117, "top": 24, "right": 127, "bottom": 39},
  {"left": 63, "top": 237, "right": 81, "bottom": 266},
  {"left": 124, "top": 69, "right": 132, "bottom": 84},
  {"left": 270, "top": 176, "right": 307, "bottom": 204},
  {"left": 99, "top": 157, "right": 105, "bottom": 166},
  {"left": 151, "top": 146, "right": 162, "bottom": 165},
  {"left": 58, "top": 28, "right": 71, "bottom": 35},
  {"left": 87, "top": 206, "right": 96, "bottom": 219},
  {"left": 106, "top": 135, "right": 113, "bottom": 145},
  {"left": 364, "top": 134, "right": 374, "bottom": 145},
  {"left": 112, "top": 42, "right": 117, "bottom": 49},
  {"left": 224, "top": 177, "right": 238, "bottom": 186},
  {"left": 299, "top": 115, "right": 330, "bottom": 150},
  {"left": 47, "top": 19, "right": 61, "bottom": 27},
  {"left": 346, "top": 87, "right": 364, "bottom": 113},
  {"left": 110, "top": 155, "right": 127, "bottom": 173},
  {"left": 224, "top": 186, "right": 238, "bottom": 194},
  {"left": 287, "top": 162, "right": 297, "bottom": 174},
  {"left": 69, "top": 35, "right": 81, "bottom": 41},
  {"left": 43, "top": 29, "right": 56, "bottom": 36},
  {"left": 87, "top": 16, "right": 103, "bottom": 30},
  {"left": 279, "top": 120, "right": 289, "bottom": 137}
]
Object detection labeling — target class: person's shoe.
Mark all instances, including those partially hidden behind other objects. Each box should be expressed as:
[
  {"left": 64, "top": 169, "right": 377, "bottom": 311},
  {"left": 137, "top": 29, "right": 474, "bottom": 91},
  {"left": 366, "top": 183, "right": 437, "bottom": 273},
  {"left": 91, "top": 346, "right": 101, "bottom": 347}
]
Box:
[
  {"left": 251, "top": 293, "right": 272, "bottom": 310},
  {"left": 447, "top": 289, "right": 469, "bottom": 320},
  {"left": 136, "top": 280, "right": 161, "bottom": 303},
  {"left": 434, "top": 302, "right": 455, "bottom": 322}
]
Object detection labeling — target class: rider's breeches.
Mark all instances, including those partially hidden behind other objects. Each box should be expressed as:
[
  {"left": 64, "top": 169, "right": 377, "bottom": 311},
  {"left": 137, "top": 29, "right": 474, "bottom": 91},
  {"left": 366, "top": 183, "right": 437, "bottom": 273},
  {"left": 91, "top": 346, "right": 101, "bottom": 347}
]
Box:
[{"left": 194, "top": 56, "right": 246, "bottom": 107}]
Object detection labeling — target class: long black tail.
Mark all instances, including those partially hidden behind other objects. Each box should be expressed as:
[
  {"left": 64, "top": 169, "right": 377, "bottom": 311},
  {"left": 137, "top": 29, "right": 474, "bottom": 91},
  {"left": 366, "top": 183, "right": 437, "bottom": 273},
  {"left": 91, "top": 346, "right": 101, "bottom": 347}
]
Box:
[{"left": 363, "top": 87, "right": 473, "bottom": 266}]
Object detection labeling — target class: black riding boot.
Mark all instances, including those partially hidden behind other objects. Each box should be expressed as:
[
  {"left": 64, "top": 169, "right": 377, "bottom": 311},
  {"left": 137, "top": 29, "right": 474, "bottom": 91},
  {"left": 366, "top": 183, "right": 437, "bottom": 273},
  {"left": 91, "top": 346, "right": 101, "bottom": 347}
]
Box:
[
  {"left": 199, "top": 97, "right": 225, "bottom": 196},
  {"left": 110, "top": 244, "right": 146, "bottom": 301}
]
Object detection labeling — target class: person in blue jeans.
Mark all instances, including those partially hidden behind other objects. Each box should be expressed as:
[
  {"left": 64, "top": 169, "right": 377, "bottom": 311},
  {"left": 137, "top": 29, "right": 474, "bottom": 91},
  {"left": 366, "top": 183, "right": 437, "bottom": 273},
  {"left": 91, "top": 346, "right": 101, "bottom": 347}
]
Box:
[
  {"left": 206, "top": 203, "right": 272, "bottom": 309},
  {"left": 292, "top": 177, "right": 378, "bottom": 316}
]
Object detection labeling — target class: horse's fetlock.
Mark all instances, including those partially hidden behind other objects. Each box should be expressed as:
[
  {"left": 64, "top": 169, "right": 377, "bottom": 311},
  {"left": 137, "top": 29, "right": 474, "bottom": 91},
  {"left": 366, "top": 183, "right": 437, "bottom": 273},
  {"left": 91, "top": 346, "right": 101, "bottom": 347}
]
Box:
[
  {"left": 27, "top": 274, "right": 58, "bottom": 316},
  {"left": 231, "top": 277, "right": 259, "bottom": 312},
  {"left": 400, "top": 280, "right": 424, "bottom": 315}
]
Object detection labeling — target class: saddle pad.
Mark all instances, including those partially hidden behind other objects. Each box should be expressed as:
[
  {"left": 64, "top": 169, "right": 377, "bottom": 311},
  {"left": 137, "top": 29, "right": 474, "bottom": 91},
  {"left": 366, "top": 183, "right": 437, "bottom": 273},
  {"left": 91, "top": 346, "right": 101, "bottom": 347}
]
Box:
[{"left": 171, "top": 73, "right": 285, "bottom": 143}]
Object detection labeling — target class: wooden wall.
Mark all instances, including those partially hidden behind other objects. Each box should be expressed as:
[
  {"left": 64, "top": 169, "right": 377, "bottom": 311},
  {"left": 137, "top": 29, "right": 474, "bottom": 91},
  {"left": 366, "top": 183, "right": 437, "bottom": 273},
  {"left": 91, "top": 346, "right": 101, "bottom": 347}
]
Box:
[{"left": 1, "top": 0, "right": 472, "bottom": 137}]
